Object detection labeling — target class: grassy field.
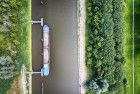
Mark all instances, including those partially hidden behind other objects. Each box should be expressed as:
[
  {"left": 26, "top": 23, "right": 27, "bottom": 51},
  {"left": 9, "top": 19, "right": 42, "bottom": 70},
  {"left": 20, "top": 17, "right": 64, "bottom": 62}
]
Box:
[
  {"left": 134, "top": 0, "right": 140, "bottom": 93},
  {"left": 124, "top": 0, "right": 140, "bottom": 93},
  {"left": 0, "top": 0, "right": 31, "bottom": 93},
  {"left": 123, "top": 0, "right": 133, "bottom": 94}
]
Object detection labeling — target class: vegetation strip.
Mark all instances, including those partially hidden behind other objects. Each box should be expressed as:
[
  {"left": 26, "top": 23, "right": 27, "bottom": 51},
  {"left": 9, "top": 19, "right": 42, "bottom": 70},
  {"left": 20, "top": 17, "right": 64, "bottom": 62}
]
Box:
[
  {"left": 85, "top": 0, "right": 128, "bottom": 93},
  {"left": 0, "top": 0, "right": 31, "bottom": 93},
  {"left": 124, "top": 0, "right": 133, "bottom": 94},
  {"left": 134, "top": 0, "right": 140, "bottom": 93}
]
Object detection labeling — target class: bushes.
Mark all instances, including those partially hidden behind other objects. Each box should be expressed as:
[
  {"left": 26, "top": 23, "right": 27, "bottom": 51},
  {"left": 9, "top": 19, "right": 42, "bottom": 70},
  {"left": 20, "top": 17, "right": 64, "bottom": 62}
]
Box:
[{"left": 86, "top": 0, "right": 126, "bottom": 93}]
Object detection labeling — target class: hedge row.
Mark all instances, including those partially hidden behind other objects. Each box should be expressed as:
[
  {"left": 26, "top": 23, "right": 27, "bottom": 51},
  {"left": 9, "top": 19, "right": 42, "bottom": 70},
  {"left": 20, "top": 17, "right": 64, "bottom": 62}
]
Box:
[{"left": 86, "top": 0, "right": 126, "bottom": 93}]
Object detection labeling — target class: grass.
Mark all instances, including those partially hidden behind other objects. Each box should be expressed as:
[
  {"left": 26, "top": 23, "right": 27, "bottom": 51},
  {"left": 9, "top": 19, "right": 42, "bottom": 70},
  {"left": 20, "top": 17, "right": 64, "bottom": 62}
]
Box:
[
  {"left": 0, "top": 0, "right": 31, "bottom": 93},
  {"left": 134, "top": 55, "right": 140, "bottom": 94},
  {"left": 134, "top": 0, "right": 140, "bottom": 93},
  {"left": 20, "top": 0, "right": 32, "bottom": 71},
  {"left": 123, "top": 0, "right": 133, "bottom": 94},
  {"left": 0, "top": 78, "right": 14, "bottom": 94},
  {"left": 124, "top": 0, "right": 140, "bottom": 93}
]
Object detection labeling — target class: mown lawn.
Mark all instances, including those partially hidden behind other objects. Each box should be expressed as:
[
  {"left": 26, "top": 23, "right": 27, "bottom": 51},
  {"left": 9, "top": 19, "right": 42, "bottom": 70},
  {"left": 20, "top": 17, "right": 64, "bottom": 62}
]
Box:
[
  {"left": 123, "top": 0, "right": 133, "bottom": 94},
  {"left": 124, "top": 0, "right": 140, "bottom": 93},
  {"left": 0, "top": 0, "right": 31, "bottom": 93}
]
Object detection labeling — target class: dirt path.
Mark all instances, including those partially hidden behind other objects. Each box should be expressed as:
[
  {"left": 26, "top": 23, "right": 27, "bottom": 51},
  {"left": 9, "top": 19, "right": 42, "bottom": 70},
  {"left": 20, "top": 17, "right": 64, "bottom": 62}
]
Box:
[{"left": 78, "top": 0, "right": 87, "bottom": 94}]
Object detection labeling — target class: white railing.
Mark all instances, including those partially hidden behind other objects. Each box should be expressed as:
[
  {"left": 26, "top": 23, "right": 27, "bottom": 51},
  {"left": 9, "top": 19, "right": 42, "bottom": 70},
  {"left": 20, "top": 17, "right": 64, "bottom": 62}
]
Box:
[{"left": 30, "top": 18, "right": 43, "bottom": 26}]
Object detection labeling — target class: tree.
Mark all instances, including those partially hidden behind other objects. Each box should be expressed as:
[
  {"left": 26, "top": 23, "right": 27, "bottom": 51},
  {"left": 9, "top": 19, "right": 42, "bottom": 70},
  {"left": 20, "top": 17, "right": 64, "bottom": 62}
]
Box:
[
  {"left": 0, "top": 56, "right": 16, "bottom": 79},
  {"left": 88, "top": 79, "right": 109, "bottom": 94},
  {"left": 100, "top": 79, "right": 109, "bottom": 93}
]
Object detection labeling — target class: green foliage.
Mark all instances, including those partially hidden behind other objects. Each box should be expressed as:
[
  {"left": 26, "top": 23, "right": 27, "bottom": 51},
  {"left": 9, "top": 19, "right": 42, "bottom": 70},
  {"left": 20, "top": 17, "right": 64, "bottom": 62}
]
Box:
[
  {"left": 0, "top": 0, "right": 31, "bottom": 93},
  {"left": 86, "top": 0, "right": 126, "bottom": 93},
  {"left": 0, "top": 78, "right": 14, "bottom": 94},
  {"left": 134, "top": 0, "right": 140, "bottom": 93},
  {"left": 88, "top": 79, "right": 109, "bottom": 94},
  {"left": 0, "top": 56, "right": 16, "bottom": 80}
]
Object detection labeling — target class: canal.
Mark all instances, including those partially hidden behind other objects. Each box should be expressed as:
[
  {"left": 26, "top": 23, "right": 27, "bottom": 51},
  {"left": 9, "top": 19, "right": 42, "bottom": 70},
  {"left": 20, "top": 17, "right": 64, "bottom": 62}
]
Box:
[{"left": 31, "top": 0, "right": 79, "bottom": 94}]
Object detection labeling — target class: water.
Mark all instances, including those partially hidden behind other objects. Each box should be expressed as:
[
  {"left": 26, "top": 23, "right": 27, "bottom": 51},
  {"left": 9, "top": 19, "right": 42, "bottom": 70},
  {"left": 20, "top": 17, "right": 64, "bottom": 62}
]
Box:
[{"left": 31, "top": 0, "right": 78, "bottom": 94}]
